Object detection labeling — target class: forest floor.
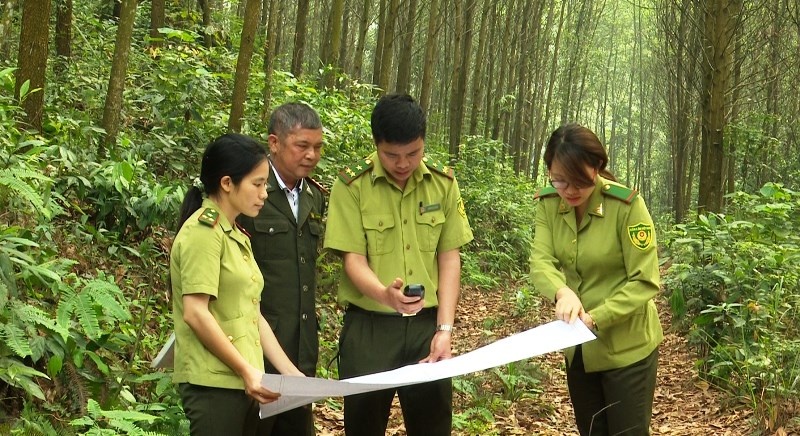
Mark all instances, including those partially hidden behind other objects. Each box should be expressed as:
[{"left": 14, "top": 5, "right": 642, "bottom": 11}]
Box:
[{"left": 311, "top": 285, "right": 792, "bottom": 436}]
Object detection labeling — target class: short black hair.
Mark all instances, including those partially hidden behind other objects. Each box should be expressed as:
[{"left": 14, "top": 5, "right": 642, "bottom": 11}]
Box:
[
  {"left": 268, "top": 102, "right": 322, "bottom": 138},
  {"left": 370, "top": 93, "right": 426, "bottom": 144}
]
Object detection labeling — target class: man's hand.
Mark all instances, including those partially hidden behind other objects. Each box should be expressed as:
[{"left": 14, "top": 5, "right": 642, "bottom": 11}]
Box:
[
  {"left": 555, "top": 287, "right": 585, "bottom": 324},
  {"left": 420, "top": 330, "right": 452, "bottom": 363},
  {"left": 385, "top": 277, "right": 425, "bottom": 315}
]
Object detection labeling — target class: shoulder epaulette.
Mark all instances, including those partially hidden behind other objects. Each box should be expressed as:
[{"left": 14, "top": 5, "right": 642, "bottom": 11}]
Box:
[
  {"left": 305, "top": 176, "right": 329, "bottom": 195},
  {"left": 338, "top": 157, "right": 374, "bottom": 185},
  {"left": 533, "top": 186, "right": 559, "bottom": 200},
  {"left": 601, "top": 183, "right": 638, "bottom": 204},
  {"left": 422, "top": 157, "right": 454, "bottom": 179},
  {"left": 198, "top": 208, "right": 219, "bottom": 227}
]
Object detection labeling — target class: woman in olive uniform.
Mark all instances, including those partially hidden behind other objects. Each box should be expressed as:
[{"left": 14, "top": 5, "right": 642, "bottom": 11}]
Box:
[
  {"left": 530, "top": 124, "right": 663, "bottom": 436},
  {"left": 171, "top": 133, "right": 304, "bottom": 436}
]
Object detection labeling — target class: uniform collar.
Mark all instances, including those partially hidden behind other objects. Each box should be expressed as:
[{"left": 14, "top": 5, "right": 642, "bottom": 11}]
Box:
[{"left": 200, "top": 198, "right": 250, "bottom": 243}]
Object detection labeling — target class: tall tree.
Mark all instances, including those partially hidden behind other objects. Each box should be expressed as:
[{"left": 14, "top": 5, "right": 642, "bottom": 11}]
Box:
[
  {"left": 291, "top": 0, "right": 310, "bottom": 76},
  {"left": 395, "top": 0, "right": 418, "bottom": 93},
  {"left": 100, "top": 0, "right": 138, "bottom": 151},
  {"left": 419, "top": 0, "right": 439, "bottom": 111},
  {"left": 229, "top": 0, "right": 263, "bottom": 132},
  {"left": 698, "top": 0, "right": 742, "bottom": 213},
  {"left": 352, "top": 0, "right": 371, "bottom": 81},
  {"left": 198, "top": 0, "right": 213, "bottom": 48},
  {"left": 16, "top": 0, "right": 52, "bottom": 132},
  {"left": 0, "top": 0, "right": 15, "bottom": 60},
  {"left": 321, "top": 0, "right": 345, "bottom": 88},
  {"left": 149, "top": 0, "right": 165, "bottom": 46},
  {"left": 468, "top": 0, "right": 491, "bottom": 135},
  {"left": 261, "top": 0, "right": 279, "bottom": 119},
  {"left": 377, "top": 0, "right": 399, "bottom": 92},
  {"left": 55, "top": 0, "right": 72, "bottom": 68},
  {"left": 447, "top": 0, "right": 475, "bottom": 159}
]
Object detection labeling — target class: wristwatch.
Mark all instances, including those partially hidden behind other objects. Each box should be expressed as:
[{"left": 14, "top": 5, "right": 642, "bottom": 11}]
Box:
[{"left": 436, "top": 324, "right": 453, "bottom": 332}]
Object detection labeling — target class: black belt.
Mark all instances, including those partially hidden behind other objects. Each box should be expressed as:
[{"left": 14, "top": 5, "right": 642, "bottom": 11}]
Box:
[{"left": 346, "top": 304, "right": 437, "bottom": 317}]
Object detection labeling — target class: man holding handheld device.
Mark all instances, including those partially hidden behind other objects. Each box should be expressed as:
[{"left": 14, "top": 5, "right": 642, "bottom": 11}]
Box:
[{"left": 324, "top": 94, "right": 473, "bottom": 435}]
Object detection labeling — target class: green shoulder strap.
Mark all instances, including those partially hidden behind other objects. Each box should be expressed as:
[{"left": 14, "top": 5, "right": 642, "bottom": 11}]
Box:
[
  {"left": 601, "top": 183, "right": 638, "bottom": 204},
  {"left": 338, "top": 157, "right": 374, "bottom": 185},
  {"left": 423, "top": 156, "right": 454, "bottom": 179},
  {"left": 533, "top": 186, "right": 559, "bottom": 200},
  {"left": 198, "top": 208, "right": 219, "bottom": 227}
]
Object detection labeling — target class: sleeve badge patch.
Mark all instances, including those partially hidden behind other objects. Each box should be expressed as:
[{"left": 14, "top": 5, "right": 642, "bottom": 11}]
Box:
[{"left": 628, "top": 223, "right": 653, "bottom": 250}]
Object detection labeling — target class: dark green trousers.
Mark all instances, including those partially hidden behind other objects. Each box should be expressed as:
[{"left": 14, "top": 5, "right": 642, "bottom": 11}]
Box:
[
  {"left": 179, "top": 383, "right": 259, "bottom": 436},
  {"left": 566, "top": 346, "right": 659, "bottom": 436},
  {"left": 257, "top": 403, "right": 315, "bottom": 436},
  {"left": 339, "top": 306, "right": 452, "bottom": 436}
]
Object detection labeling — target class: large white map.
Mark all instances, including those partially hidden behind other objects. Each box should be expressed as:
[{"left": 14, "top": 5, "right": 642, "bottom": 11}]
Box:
[{"left": 259, "top": 320, "right": 595, "bottom": 418}]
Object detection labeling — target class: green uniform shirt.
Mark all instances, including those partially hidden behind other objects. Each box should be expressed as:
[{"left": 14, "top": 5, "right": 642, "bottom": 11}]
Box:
[
  {"left": 530, "top": 177, "right": 664, "bottom": 372},
  {"left": 171, "top": 198, "right": 265, "bottom": 389},
  {"left": 324, "top": 152, "right": 474, "bottom": 312},
  {"left": 238, "top": 168, "right": 326, "bottom": 376}
]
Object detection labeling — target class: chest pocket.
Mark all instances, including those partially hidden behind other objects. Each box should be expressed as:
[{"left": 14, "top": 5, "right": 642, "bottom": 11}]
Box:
[
  {"left": 252, "top": 219, "right": 291, "bottom": 260},
  {"left": 363, "top": 214, "right": 395, "bottom": 255},
  {"left": 416, "top": 210, "right": 445, "bottom": 252}
]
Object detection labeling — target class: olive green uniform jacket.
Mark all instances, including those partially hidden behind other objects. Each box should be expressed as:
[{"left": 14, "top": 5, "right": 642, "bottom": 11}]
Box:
[
  {"left": 530, "top": 177, "right": 663, "bottom": 372},
  {"left": 323, "top": 153, "right": 473, "bottom": 311},
  {"left": 238, "top": 168, "right": 326, "bottom": 376},
  {"left": 172, "top": 198, "right": 265, "bottom": 389}
]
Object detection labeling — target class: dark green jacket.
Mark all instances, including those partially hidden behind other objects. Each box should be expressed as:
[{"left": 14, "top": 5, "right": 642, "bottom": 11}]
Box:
[{"left": 238, "top": 168, "right": 326, "bottom": 376}]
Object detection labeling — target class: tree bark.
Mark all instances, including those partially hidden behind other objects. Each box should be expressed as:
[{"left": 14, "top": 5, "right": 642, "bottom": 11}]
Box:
[
  {"left": 468, "top": 0, "right": 491, "bottom": 136},
  {"left": 16, "top": 0, "right": 51, "bottom": 133},
  {"left": 291, "top": 0, "right": 310, "bottom": 77},
  {"left": 261, "top": 0, "right": 279, "bottom": 120},
  {"left": 101, "top": 0, "right": 138, "bottom": 152},
  {"left": 395, "top": 0, "right": 418, "bottom": 94},
  {"left": 447, "top": 0, "right": 475, "bottom": 159},
  {"left": 419, "top": 0, "right": 439, "bottom": 111},
  {"left": 55, "top": 0, "right": 73, "bottom": 71},
  {"left": 0, "top": 0, "right": 14, "bottom": 60},
  {"left": 352, "top": 0, "right": 371, "bottom": 81},
  {"left": 377, "top": 0, "right": 399, "bottom": 93},
  {"left": 149, "top": 0, "right": 165, "bottom": 45},
  {"left": 229, "top": 0, "right": 263, "bottom": 132},
  {"left": 321, "top": 0, "right": 345, "bottom": 88}
]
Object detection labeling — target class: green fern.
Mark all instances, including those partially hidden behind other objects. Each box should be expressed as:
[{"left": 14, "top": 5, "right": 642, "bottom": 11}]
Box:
[
  {"left": 10, "top": 300, "right": 70, "bottom": 341},
  {"left": 82, "top": 278, "right": 131, "bottom": 322},
  {"left": 2, "top": 322, "right": 32, "bottom": 358},
  {"left": 56, "top": 275, "right": 131, "bottom": 341},
  {"left": 0, "top": 168, "right": 49, "bottom": 217},
  {"left": 75, "top": 292, "right": 101, "bottom": 340}
]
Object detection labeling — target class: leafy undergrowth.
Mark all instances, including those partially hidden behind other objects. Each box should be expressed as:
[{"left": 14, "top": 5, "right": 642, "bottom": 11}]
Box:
[{"left": 311, "top": 284, "right": 789, "bottom": 435}]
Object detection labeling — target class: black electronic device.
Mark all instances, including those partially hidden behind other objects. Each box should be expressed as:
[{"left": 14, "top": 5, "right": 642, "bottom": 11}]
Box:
[{"left": 402, "top": 284, "right": 425, "bottom": 298}]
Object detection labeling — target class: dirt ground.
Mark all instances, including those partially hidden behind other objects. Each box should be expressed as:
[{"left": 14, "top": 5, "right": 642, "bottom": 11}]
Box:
[{"left": 312, "top": 287, "right": 789, "bottom": 435}]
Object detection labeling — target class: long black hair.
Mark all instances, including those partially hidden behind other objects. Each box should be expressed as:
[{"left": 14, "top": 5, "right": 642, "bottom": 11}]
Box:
[{"left": 177, "top": 133, "right": 268, "bottom": 230}]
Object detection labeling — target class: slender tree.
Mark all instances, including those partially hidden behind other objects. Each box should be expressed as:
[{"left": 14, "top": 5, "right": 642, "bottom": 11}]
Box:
[
  {"left": 321, "top": 0, "right": 345, "bottom": 88},
  {"left": 101, "top": 0, "right": 138, "bottom": 151},
  {"left": 292, "top": 0, "right": 310, "bottom": 76},
  {"left": 149, "top": 0, "right": 165, "bottom": 45},
  {"left": 447, "top": 0, "right": 475, "bottom": 159},
  {"left": 395, "top": 0, "right": 418, "bottom": 94},
  {"left": 55, "top": 0, "right": 72, "bottom": 68},
  {"left": 0, "top": 0, "right": 14, "bottom": 60},
  {"left": 377, "top": 0, "right": 399, "bottom": 92},
  {"left": 261, "top": 0, "right": 279, "bottom": 119},
  {"left": 419, "top": 0, "right": 439, "bottom": 111},
  {"left": 352, "top": 0, "right": 371, "bottom": 81},
  {"left": 16, "top": 0, "right": 52, "bottom": 133},
  {"left": 229, "top": 0, "right": 263, "bottom": 132}
]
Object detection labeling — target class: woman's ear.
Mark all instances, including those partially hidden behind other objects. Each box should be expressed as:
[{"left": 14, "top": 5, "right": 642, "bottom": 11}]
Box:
[{"left": 220, "top": 175, "right": 233, "bottom": 193}]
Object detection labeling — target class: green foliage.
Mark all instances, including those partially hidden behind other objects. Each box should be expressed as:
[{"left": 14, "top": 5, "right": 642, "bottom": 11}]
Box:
[
  {"left": 455, "top": 137, "right": 537, "bottom": 288},
  {"left": 70, "top": 399, "right": 164, "bottom": 436},
  {"left": 662, "top": 182, "right": 800, "bottom": 431}
]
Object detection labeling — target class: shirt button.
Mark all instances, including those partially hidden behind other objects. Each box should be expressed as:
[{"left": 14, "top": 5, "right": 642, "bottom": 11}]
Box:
[
  {"left": 431, "top": 217, "right": 436, "bottom": 223},
  {"left": 227, "top": 335, "right": 234, "bottom": 342},
  {"left": 301, "top": 313, "right": 308, "bottom": 320},
  {"left": 403, "top": 219, "right": 408, "bottom": 224},
  {"left": 405, "top": 244, "right": 410, "bottom": 250},
  {"left": 251, "top": 275, "right": 258, "bottom": 281},
  {"left": 252, "top": 298, "right": 258, "bottom": 305},
  {"left": 571, "top": 239, "right": 577, "bottom": 244},
  {"left": 408, "top": 270, "right": 413, "bottom": 275},
  {"left": 302, "top": 285, "right": 309, "bottom": 292},
  {"left": 378, "top": 221, "right": 384, "bottom": 227},
  {"left": 255, "top": 340, "right": 260, "bottom": 346},
  {"left": 300, "top": 257, "right": 306, "bottom": 264},
  {"left": 252, "top": 318, "right": 257, "bottom": 325},
  {"left": 243, "top": 255, "right": 250, "bottom": 261},
  {"left": 298, "top": 230, "right": 303, "bottom": 237},
  {"left": 268, "top": 227, "right": 275, "bottom": 234}
]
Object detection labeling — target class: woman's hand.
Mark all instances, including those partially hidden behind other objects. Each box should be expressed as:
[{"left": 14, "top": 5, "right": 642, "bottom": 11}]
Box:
[
  {"left": 555, "top": 287, "right": 585, "bottom": 324},
  {"left": 242, "top": 365, "right": 281, "bottom": 404}
]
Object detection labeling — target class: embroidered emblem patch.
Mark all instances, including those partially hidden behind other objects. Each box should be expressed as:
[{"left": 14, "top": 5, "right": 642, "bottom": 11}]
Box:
[
  {"left": 458, "top": 198, "right": 467, "bottom": 217},
  {"left": 627, "top": 222, "right": 653, "bottom": 250}
]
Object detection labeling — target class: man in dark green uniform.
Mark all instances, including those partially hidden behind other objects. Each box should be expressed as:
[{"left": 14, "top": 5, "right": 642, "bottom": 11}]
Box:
[
  {"left": 324, "top": 94, "right": 473, "bottom": 436},
  {"left": 238, "top": 103, "right": 326, "bottom": 436}
]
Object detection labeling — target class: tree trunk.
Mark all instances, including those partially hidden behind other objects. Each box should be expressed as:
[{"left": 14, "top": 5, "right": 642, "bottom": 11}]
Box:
[
  {"left": 468, "top": 0, "right": 491, "bottom": 135},
  {"left": 55, "top": 0, "right": 73, "bottom": 71},
  {"left": 395, "top": 0, "right": 417, "bottom": 94},
  {"left": 261, "top": 0, "right": 279, "bottom": 120},
  {"left": 377, "top": 0, "right": 399, "bottom": 93},
  {"left": 511, "top": 0, "right": 534, "bottom": 174},
  {"left": 149, "top": 0, "right": 165, "bottom": 45},
  {"left": 338, "top": 0, "right": 351, "bottom": 78},
  {"left": 198, "top": 0, "right": 213, "bottom": 48},
  {"left": 698, "top": 0, "right": 740, "bottom": 213},
  {"left": 291, "top": 0, "right": 310, "bottom": 77},
  {"left": 0, "top": 0, "right": 15, "bottom": 60},
  {"left": 447, "top": 0, "right": 475, "bottom": 159},
  {"left": 101, "top": 0, "right": 137, "bottom": 152},
  {"left": 228, "top": 0, "right": 263, "bottom": 132},
  {"left": 419, "top": 0, "right": 439, "bottom": 111},
  {"left": 352, "top": 0, "right": 371, "bottom": 81},
  {"left": 372, "top": 0, "right": 387, "bottom": 86},
  {"left": 16, "top": 0, "right": 51, "bottom": 133},
  {"left": 321, "top": 0, "right": 345, "bottom": 88}
]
